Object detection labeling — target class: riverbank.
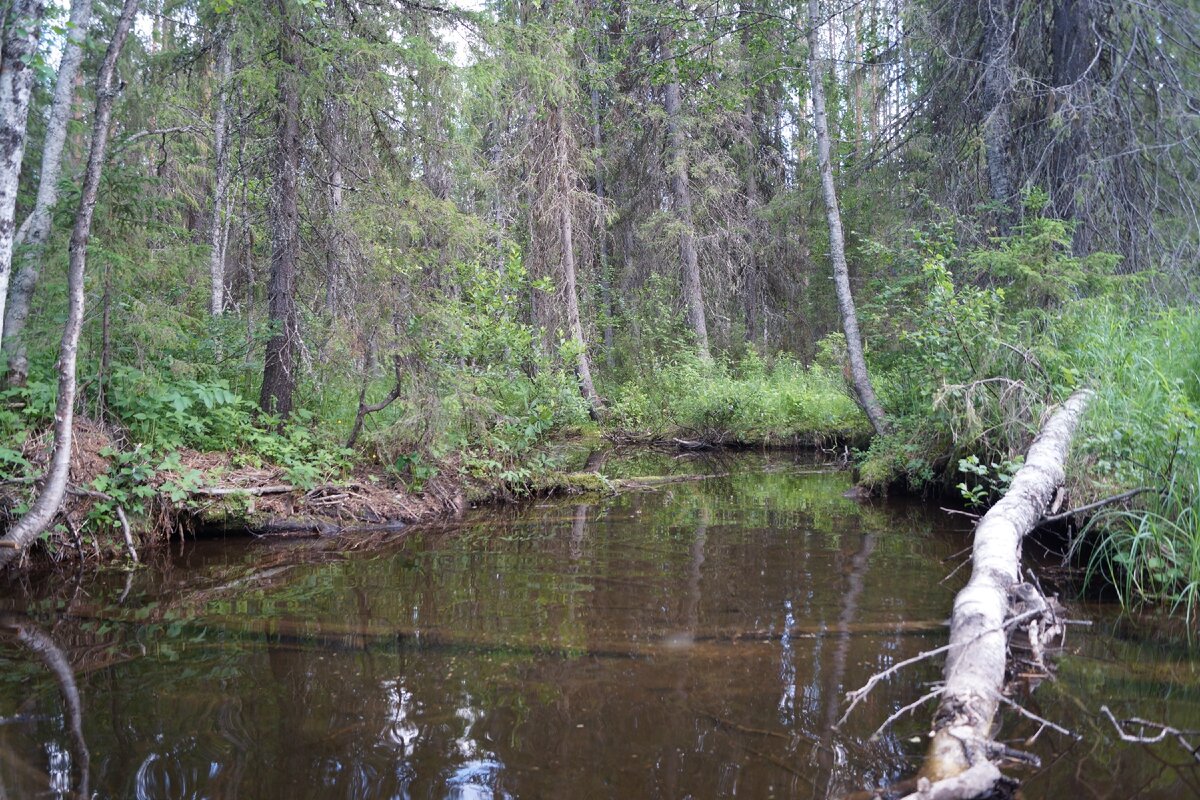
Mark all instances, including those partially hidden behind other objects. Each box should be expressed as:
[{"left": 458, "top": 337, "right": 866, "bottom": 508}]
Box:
[
  {"left": 1, "top": 422, "right": 846, "bottom": 568},
  {"left": 4, "top": 297, "right": 1198, "bottom": 625}
]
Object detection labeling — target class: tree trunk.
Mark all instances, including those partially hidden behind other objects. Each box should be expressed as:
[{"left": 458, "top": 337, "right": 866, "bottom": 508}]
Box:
[
  {"left": 209, "top": 23, "right": 233, "bottom": 316},
  {"left": 1049, "top": 0, "right": 1096, "bottom": 252},
  {"left": 806, "top": 0, "right": 888, "bottom": 436},
  {"left": 0, "top": 0, "right": 45, "bottom": 352},
  {"left": 322, "top": 97, "right": 345, "bottom": 316},
  {"left": 590, "top": 84, "right": 614, "bottom": 369},
  {"left": 739, "top": 0, "right": 765, "bottom": 348},
  {"left": 555, "top": 105, "right": 602, "bottom": 417},
  {"left": 981, "top": 0, "right": 1014, "bottom": 233},
  {"left": 664, "top": 66, "right": 710, "bottom": 362},
  {"left": 259, "top": 0, "right": 302, "bottom": 419},
  {"left": 2, "top": 0, "right": 91, "bottom": 384},
  {"left": 0, "top": 0, "right": 139, "bottom": 567},
  {"left": 916, "top": 390, "right": 1092, "bottom": 792}
]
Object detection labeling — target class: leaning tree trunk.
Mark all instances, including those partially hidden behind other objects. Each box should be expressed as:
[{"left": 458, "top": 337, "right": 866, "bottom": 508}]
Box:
[
  {"left": 209, "top": 22, "right": 233, "bottom": 316},
  {"left": 916, "top": 389, "right": 1092, "bottom": 794},
  {"left": 2, "top": 0, "right": 91, "bottom": 384},
  {"left": 259, "top": 0, "right": 302, "bottom": 419},
  {"left": 555, "top": 104, "right": 602, "bottom": 417},
  {"left": 0, "top": 0, "right": 140, "bottom": 567},
  {"left": 0, "top": 0, "right": 45, "bottom": 350},
  {"left": 806, "top": 0, "right": 888, "bottom": 437},
  {"left": 664, "top": 67, "right": 711, "bottom": 362}
]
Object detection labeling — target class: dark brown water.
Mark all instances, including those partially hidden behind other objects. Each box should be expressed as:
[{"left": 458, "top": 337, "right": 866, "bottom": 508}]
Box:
[{"left": 0, "top": 451, "right": 1197, "bottom": 799}]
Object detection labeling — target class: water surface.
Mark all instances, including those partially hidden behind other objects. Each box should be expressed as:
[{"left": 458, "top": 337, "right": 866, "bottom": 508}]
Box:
[{"left": 0, "top": 451, "right": 1197, "bottom": 798}]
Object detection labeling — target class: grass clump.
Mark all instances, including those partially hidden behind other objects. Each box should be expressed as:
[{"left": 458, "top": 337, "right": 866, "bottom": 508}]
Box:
[
  {"left": 606, "top": 349, "right": 866, "bottom": 445},
  {"left": 1061, "top": 303, "right": 1200, "bottom": 618}
]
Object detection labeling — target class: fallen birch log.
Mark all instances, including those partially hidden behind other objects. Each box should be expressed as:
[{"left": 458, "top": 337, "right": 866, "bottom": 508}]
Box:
[{"left": 913, "top": 389, "right": 1092, "bottom": 796}]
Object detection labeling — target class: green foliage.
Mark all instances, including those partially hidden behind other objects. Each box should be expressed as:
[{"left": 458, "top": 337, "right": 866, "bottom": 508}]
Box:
[
  {"left": 968, "top": 190, "right": 1122, "bottom": 312},
  {"left": 859, "top": 206, "right": 1126, "bottom": 489},
  {"left": 955, "top": 454, "right": 1023, "bottom": 509},
  {"left": 1059, "top": 301, "right": 1200, "bottom": 616},
  {"left": 607, "top": 351, "right": 866, "bottom": 444}
]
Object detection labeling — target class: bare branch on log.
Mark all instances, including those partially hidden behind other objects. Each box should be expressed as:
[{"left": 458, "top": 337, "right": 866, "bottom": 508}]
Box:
[
  {"left": 838, "top": 606, "right": 1043, "bottom": 727},
  {"left": 991, "top": 690, "right": 1079, "bottom": 740},
  {"left": 871, "top": 688, "right": 944, "bottom": 741},
  {"left": 1039, "top": 487, "right": 1154, "bottom": 526}
]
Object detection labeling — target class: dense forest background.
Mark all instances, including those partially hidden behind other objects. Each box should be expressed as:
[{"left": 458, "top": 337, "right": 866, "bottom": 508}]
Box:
[{"left": 1, "top": 0, "right": 1198, "bottom": 609}]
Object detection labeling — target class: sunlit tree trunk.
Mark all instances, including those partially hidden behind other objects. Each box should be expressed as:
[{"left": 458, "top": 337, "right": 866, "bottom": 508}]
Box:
[
  {"left": 0, "top": 0, "right": 45, "bottom": 352},
  {"left": 259, "top": 0, "right": 302, "bottom": 418},
  {"left": 209, "top": 22, "right": 233, "bottom": 316},
  {"left": 2, "top": 0, "right": 91, "bottom": 383},
  {"left": 0, "top": 0, "right": 139, "bottom": 565},
  {"left": 807, "top": 0, "right": 888, "bottom": 436},
  {"left": 664, "top": 65, "right": 710, "bottom": 362}
]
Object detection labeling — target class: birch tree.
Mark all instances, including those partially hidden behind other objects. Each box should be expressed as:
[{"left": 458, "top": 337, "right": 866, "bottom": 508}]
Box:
[
  {"left": 0, "top": 0, "right": 45, "bottom": 350},
  {"left": 806, "top": 0, "right": 888, "bottom": 436},
  {"left": 0, "top": 0, "right": 141, "bottom": 565},
  {"left": 2, "top": 0, "right": 92, "bottom": 383},
  {"left": 209, "top": 22, "right": 233, "bottom": 316}
]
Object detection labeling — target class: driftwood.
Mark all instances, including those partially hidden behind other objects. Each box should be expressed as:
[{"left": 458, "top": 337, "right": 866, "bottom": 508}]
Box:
[{"left": 912, "top": 389, "right": 1092, "bottom": 796}]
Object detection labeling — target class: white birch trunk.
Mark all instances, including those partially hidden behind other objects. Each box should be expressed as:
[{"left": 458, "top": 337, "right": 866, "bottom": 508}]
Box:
[
  {"left": 209, "top": 24, "right": 233, "bottom": 316},
  {"left": 914, "top": 389, "right": 1092, "bottom": 793},
  {"left": 807, "top": 0, "right": 888, "bottom": 436},
  {"left": 0, "top": 0, "right": 45, "bottom": 350},
  {"left": 3, "top": 0, "right": 92, "bottom": 382},
  {"left": 0, "top": 0, "right": 139, "bottom": 567}
]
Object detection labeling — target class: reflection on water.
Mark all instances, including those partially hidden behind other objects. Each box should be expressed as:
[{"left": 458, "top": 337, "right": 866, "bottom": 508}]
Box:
[{"left": 0, "top": 451, "right": 1197, "bottom": 798}]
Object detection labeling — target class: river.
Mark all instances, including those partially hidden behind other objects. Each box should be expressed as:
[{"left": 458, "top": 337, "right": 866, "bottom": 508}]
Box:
[{"left": 0, "top": 451, "right": 1196, "bottom": 798}]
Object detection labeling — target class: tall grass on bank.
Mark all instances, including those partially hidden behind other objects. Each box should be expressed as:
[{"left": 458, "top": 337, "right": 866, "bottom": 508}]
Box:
[
  {"left": 1062, "top": 302, "right": 1200, "bottom": 618},
  {"left": 1079, "top": 470, "right": 1200, "bottom": 622},
  {"left": 606, "top": 349, "right": 867, "bottom": 445}
]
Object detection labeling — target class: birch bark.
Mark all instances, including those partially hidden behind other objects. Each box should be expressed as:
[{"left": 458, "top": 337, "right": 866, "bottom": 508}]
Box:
[
  {"left": 0, "top": 0, "right": 45, "bottom": 350},
  {"left": 2, "top": 0, "right": 91, "bottom": 382},
  {"left": 0, "top": 0, "right": 140, "bottom": 566},
  {"left": 807, "top": 0, "right": 888, "bottom": 436}
]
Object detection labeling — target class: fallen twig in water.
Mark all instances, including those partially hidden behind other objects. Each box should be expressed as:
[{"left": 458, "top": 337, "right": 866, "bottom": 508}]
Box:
[
  {"left": 1100, "top": 705, "right": 1200, "bottom": 762},
  {"left": 991, "top": 690, "right": 1079, "bottom": 740}
]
